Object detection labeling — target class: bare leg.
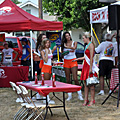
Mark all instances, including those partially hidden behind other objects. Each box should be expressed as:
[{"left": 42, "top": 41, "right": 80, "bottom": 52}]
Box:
[
  {"left": 89, "top": 85, "right": 95, "bottom": 105},
  {"left": 83, "top": 81, "right": 89, "bottom": 105},
  {"left": 44, "top": 73, "right": 51, "bottom": 80},
  {"left": 100, "top": 76, "right": 104, "bottom": 90},
  {"left": 64, "top": 68, "right": 71, "bottom": 84},
  {"left": 64, "top": 68, "right": 72, "bottom": 101},
  {"left": 71, "top": 66, "right": 79, "bottom": 85}
]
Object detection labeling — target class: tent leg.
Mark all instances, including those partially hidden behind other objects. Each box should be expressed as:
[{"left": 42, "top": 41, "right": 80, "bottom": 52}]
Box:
[{"left": 30, "top": 30, "right": 33, "bottom": 79}]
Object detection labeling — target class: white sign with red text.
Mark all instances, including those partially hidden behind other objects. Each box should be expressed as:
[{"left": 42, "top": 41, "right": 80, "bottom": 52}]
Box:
[{"left": 90, "top": 6, "right": 108, "bottom": 24}]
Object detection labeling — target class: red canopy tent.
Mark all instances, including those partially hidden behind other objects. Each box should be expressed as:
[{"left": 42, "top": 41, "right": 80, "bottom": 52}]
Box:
[
  {"left": 0, "top": 0, "right": 63, "bottom": 32},
  {"left": 0, "top": 0, "right": 63, "bottom": 78}
]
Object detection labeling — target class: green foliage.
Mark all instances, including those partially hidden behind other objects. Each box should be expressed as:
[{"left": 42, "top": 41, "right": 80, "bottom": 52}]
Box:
[
  {"left": 43, "top": 0, "right": 108, "bottom": 31},
  {"left": 12, "top": 0, "right": 21, "bottom": 4}
]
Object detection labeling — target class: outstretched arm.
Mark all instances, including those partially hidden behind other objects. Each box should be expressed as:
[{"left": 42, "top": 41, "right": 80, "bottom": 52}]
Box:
[
  {"left": 72, "top": 57, "right": 85, "bottom": 62},
  {"left": 52, "top": 46, "right": 57, "bottom": 53}
]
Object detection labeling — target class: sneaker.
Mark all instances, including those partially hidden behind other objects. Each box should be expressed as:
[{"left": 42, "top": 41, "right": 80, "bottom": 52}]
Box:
[
  {"left": 48, "top": 100, "right": 55, "bottom": 104},
  {"left": 66, "top": 93, "right": 72, "bottom": 101},
  {"left": 66, "top": 96, "right": 72, "bottom": 101},
  {"left": 78, "top": 95, "right": 84, "bottom": 100},
  {"left": 16, "top": 98, "right": 23, "bottom": 103},
  {"left": 32, "top": 97, "right": 36, "bottom": 101},
  {"left": 109, "top": 90, "right": 112, "bottom": 94},
  {"left": 43, "top": 99, "right": 55, "bottom": 104},
  {"left": 97, "top": 91, "right": 104, "bottom": 95},
  {"left": 36, "top": 93, "right": 41, "bottom": 100}
]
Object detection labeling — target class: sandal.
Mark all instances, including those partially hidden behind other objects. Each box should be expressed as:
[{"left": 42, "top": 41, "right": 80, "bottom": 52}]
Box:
[
  {"left": 83, "top": 100, "right": 89, "bottom": 106},
  {"left": 87, "top": 100, "right": 95, "bottom": 106}
]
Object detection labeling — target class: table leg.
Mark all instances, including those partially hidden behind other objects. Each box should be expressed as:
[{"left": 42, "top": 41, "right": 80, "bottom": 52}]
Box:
[
  {"left": 63, "top": 92, "right": 70, "bottom": 120},
  {"left": 44, "top": 96, "right": 53, "bottom": 120},
  {"left": 44, "top": 96, "right": 48, "bottom": 120}
]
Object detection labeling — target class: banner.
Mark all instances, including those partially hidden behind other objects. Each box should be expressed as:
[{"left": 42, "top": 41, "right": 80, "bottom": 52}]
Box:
[
  {"left": 46, "top": 32, "right": 61, "bottom": 56},
  {"left": 46, "top": 32, "right": 61, "bottom": 46},
  {"left": 90, "top": 6, "right": 108, "bottom": 24}
]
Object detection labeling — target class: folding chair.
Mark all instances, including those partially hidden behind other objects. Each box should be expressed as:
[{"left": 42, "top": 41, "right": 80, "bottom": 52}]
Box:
[
  {"left": 13, "top": 85, "right": 30, "bottom": 120},
  {"left": 19, "top": 85, "right": 46, "bottom": 120},
  {"left": 9, "top": 81, "right": 23, "bottom": 103}
]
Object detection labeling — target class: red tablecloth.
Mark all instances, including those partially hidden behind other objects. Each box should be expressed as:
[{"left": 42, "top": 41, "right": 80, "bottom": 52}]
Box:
[
  {"left": 16, "top": 80, "right": 82, "bottom": 97},
  {"left": 0, "top": 66, "right": 29, "bottom": 87},
  {"left": 110, "top": 68, "right": 119, "bottom": 90}
]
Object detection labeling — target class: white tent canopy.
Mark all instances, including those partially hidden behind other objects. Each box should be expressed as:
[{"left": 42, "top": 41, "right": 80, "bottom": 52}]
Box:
[{"left": 90, "top": 1, "right": 120, "bottom": 24}]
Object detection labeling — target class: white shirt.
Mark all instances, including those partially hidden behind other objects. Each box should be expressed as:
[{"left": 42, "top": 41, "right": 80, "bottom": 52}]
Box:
[
  {"left": 42, "top": 48, "right": 53, "bottom": 66},
  {"left": 63, "top": 41, "right": 76, "bottom": 60},
  {"left": 95, "top": 41, "right": 118, "bottom": 61},
  {"left": 2, "top": 48, "right": 14, "bottom": 63}
]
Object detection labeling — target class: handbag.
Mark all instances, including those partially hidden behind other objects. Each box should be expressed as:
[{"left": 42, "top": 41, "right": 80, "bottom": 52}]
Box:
[{"left": 86, "top": 75, "right": 99, "bottom": 87}]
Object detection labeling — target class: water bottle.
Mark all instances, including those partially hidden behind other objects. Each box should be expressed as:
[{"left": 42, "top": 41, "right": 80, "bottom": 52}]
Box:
[
  {"left": 35, "top": 71, "right": 38, "bottom": 84},
  {"left": 41, "top": 72, "right": 44, "bottom": 86},
  {"left": 52, "top": 73, "right": 56, "bottom": 87}
]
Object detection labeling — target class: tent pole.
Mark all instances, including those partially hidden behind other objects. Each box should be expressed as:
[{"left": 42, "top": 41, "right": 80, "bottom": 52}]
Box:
[
  {"left": 30, "top": 30, "right": 33, "bottom": 79},
  {"left": 91, "top": 23, "right": 93, "bottom": 41}
]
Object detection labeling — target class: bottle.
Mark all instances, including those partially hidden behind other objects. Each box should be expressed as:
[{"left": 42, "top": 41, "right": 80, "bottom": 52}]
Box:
[
  {"left": 41, "top": 72, "right": 44, "bottom": 86},
  {"left": 35, "top": 71, "right": 38, "bottom": 84},
  {"left": 52, "top": 73, "right": 56, "bottom": 87}
]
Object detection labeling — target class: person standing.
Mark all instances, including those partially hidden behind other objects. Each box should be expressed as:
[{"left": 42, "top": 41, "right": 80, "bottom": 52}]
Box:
[
  {"left": 21, "top": 38, "right": 31, "bottom": 66},
  {"left": 41, "top": 38, "right": 56, "bottom": 104},
  {"left": 35, "top": 33, "right": 47, "bottom": 100},
  {"left": 61, "top": 32, "right": 83, "bottom": 101},
  {"left": 1, "top": 42, "right": 18, "bottom": 66},
  {"left": 36, "top": 33, "right": 46, "bottom": 75},
  {"left": 74, "top": 32, "right": 99, "bottom": 106},
  {"left": 96, "top": 33, "right": 118, "bottom": 95},
  {"left": 41, "top": 38, "right": 56, "bottom": 80}
]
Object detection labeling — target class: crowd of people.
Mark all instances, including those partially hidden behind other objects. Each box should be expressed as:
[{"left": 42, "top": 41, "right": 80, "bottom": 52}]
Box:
[{"left": 0, "top": 31, "right": 118, "bottom": 106}]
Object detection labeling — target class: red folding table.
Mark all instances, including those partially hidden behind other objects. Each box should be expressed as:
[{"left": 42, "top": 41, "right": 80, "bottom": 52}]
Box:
[{"left": 16, "top": 80, "right": 82, "bottom": 120}]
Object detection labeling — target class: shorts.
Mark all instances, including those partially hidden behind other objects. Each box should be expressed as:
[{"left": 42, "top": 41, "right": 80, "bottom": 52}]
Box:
[
  {"left": 63, "top": 58, "right": 78, "bottom": 68},
  {"left": 99, "top": 60, "right": 113, "bottom": 79},
  {"left": 21, "top": 60, "right": 30, "bottom": 66},
  {"left": 41, "top": 65, "right": 52, "bottom": 74},
  {"left": 39, "top": 60, "right": 44, "bottom": 69}
]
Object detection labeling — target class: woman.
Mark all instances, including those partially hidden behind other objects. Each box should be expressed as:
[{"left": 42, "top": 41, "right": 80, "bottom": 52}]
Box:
[
  {"left": 21, "top": 38, "right": 31, "bottom": 66},
  {"left": 36, "top": 33, "right": 46, "bottom": 76},
  {"left": 35, "top": 34, "right": 46, "bottom": 100},
  {"left": 41, "top": 38, "right": 57, "bottom": 80},
  {"left": 61, "top": 32, "right": 83, "bottom": 101},
  {"left": 74, "top": 32, "right": 99, "bottom": 106},
  {"left": 41, "top": 38, "right": 56, "bottom": 104}
]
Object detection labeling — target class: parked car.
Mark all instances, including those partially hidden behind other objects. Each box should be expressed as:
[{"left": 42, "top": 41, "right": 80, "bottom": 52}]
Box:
[{"left": 75, "top": 42, "right": 85, "bottom": 64}]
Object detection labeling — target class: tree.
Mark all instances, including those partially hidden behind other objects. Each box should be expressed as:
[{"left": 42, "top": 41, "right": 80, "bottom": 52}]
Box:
[
  {"left": 12, "top": 0, "right": 21, "bottom": 4},
  {"left": 43, "top": 0, "right": 108, "bottom": 31}
]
